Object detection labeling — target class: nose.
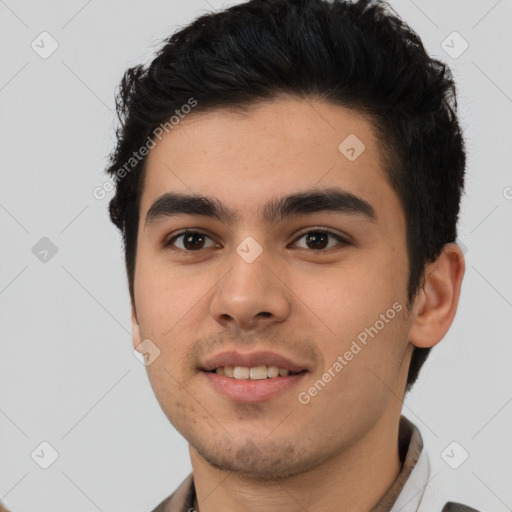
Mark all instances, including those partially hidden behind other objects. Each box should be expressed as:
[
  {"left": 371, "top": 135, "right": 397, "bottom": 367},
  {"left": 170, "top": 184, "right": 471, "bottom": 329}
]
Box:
[{"left": 209, "top": 248, "right": 292, "bottom": 331}]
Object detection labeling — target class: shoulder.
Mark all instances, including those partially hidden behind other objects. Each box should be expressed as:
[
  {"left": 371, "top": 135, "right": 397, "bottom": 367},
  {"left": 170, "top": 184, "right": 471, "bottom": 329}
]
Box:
[{"left": 442, "top": 502, "right": 481, "bottom": 512}]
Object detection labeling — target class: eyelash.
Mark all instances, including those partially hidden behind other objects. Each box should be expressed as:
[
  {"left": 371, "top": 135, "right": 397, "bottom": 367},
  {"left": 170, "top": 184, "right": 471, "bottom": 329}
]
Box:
[{"left": 163, "top": 228, "right": 350, "bottom": 253}]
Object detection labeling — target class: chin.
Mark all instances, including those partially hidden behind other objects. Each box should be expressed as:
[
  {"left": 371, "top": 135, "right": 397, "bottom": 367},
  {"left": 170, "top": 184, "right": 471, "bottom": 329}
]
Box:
[{"left": 193, "top": 437, "right": 322, "bottom": 481}]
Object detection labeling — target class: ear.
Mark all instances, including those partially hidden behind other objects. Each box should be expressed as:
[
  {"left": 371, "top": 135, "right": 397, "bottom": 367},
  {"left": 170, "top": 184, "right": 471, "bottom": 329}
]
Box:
[
  {"left": 131, "top": 302, "right": 142, "bottom": 350},
  {"left": 408, "top": 243, "right": 465, "bottom": 349}
]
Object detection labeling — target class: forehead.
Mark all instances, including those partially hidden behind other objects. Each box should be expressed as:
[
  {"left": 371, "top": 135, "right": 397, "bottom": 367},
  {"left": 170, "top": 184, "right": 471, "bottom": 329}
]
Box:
[{"left": 140, "top": 98, "right": 400, "bottom": 225}]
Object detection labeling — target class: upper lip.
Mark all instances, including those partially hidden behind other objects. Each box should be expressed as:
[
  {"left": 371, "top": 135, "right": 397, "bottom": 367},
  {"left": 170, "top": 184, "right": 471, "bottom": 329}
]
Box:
[{"left": 200, "top": 350, "right": 310, "bottom": 373}]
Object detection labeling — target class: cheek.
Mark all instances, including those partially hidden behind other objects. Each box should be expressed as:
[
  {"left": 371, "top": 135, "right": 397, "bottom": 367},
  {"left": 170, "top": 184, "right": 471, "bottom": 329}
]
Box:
[
  {"left": 289, "top": 257, "right": 408, "bottom": 381},
  {"left": 290, "top": 255, "right": 406, "bottom": 330},
  {"left": 294, "top": 265, "right": 408, "bottom": 422},
  {"left": 135, "top": 254, "right": 208, "bottom": 340}
]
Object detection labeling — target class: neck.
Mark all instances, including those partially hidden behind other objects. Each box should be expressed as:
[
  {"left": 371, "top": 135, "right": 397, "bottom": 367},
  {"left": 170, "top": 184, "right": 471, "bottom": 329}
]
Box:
[{"left": 189, "top": 411, "right": 403, "bottom": 512}]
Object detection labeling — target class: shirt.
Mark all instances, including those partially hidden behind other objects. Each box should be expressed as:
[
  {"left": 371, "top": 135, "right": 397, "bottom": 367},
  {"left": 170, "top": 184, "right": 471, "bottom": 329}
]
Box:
[{"left": 150, "top": 415, "right": 480, "bottom": 512}]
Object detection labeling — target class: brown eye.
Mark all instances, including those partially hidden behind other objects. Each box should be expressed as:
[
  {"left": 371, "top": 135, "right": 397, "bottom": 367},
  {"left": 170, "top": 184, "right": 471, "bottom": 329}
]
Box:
[
  {"left": 293, "top": 230, "right": 349, "bottom": 251},
  {"left": 165, "top": 231, "right": 217, "bottom": 251}
]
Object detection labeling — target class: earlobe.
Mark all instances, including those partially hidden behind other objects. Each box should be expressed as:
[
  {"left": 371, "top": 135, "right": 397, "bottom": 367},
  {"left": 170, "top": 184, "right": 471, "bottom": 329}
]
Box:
[
  {"left": 131, "top": 303, "right": 142, "bottom": 350},
  {"left": 408, "top": 243, "right": 465, "bottom": 349}
]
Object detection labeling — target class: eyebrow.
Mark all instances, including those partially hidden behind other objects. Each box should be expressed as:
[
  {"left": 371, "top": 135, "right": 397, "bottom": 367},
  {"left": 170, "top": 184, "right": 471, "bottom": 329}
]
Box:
[{"left": 144, "top": 188, "right": 377, "bottom": 227}]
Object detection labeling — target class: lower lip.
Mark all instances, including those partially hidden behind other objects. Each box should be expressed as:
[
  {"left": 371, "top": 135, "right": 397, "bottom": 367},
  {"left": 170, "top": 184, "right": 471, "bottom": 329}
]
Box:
[{"left": 202, "top": 371, "right": 307, "bottom": 403}]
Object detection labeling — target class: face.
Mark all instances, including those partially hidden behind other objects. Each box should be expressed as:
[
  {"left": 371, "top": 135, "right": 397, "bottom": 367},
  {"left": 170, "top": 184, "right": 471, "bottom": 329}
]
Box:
[{"left": 132, "top": 97, "right": 415, "bottom": 479}]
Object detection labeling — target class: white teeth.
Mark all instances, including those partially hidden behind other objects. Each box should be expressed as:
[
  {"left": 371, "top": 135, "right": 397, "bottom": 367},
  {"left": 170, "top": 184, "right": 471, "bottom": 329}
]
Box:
[
  {"left": 249, "top": 365, "right": 268, "bottom": 380},
  {"left": 214, "top": 365, "right": 296, "bottom": 380},
  {"left": 233, "top": 366, "right": 250, "bottom": 379},
  {"left": 267, "top": 365, "right": 279, "bottom": 378}
]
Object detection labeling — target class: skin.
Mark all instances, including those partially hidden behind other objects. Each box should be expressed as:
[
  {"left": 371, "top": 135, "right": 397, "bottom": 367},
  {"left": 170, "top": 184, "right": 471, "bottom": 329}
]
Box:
[{"left": 131, "top": 97, "right": 465, "bottom": 512}]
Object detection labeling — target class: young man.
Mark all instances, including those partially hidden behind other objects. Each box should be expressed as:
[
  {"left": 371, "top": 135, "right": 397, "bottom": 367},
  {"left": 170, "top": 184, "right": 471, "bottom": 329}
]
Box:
[{"left": 104, "top": 0, "right": 478, "bottom": 510}]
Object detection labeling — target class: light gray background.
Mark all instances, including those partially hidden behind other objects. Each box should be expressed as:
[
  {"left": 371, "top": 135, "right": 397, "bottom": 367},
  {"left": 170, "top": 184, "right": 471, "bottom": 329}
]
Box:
[{"left": 1, "top": 0, "right": 511, "bottom": 510}]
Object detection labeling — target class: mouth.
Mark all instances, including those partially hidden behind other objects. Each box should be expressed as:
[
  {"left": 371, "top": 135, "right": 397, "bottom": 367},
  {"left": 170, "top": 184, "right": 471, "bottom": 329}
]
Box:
[
  {"left": 200, "top": 350, "right": 310, "bottom": 402},
  {"left": 200, "top": 349, "right": 310, "bottom": 374},
  {"left": 205, "top": 365, "right": 307, "bottom": 380}
]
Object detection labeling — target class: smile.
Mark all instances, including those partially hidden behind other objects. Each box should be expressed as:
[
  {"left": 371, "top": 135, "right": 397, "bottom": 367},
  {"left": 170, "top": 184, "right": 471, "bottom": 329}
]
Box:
[{"left": 210, "top": 365, "right": 303, "bottom": 380}]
